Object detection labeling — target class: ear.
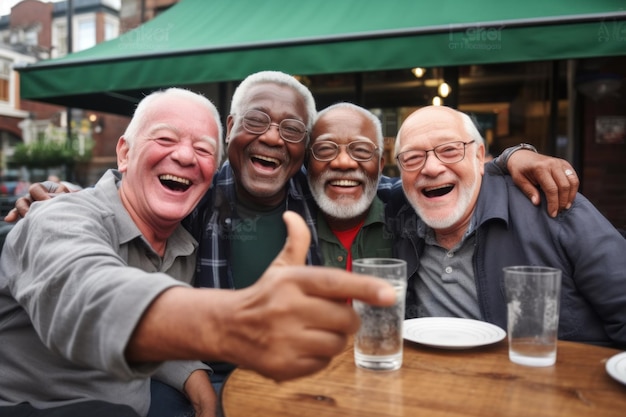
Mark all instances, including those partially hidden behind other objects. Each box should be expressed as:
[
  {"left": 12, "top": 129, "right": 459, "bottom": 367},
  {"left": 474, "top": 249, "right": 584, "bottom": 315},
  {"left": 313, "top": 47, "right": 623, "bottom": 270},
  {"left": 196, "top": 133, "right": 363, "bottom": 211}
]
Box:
[
  {"left": 116, "top": 137, "right": 130, "bottom": 173},
  {"left": 225, "top": 115, "right": 235, "bottom": 145},
  {"left": 477, "top": 143, "right": 485, "bottom": 175},
  {"left": 379, "top": 153, "right": 386, "bottom": 175}
]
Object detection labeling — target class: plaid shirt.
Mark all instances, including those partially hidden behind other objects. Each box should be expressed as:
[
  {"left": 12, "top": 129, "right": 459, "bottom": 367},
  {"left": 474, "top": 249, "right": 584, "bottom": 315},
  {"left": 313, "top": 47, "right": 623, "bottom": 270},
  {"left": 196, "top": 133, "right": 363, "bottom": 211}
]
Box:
[{"left": 185, "top": 162, "right": 321, "bottom": 289}]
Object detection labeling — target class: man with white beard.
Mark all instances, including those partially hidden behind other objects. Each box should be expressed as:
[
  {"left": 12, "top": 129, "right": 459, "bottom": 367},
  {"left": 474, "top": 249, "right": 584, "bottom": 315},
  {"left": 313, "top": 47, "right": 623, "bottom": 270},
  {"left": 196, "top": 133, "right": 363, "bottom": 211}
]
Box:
[
  {"left": 307, "top": 103, "right": 394, "bottom": 271},
  {"left": 391, "top": 106, "right": 626, "bottom": 349}
]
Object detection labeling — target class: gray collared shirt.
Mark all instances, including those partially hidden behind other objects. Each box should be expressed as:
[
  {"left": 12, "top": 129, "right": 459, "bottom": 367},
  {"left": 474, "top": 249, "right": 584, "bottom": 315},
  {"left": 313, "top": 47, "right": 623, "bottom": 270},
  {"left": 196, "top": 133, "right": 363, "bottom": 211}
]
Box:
[{"left": 413, "top": 221, "right": 482, "bottom": 319}]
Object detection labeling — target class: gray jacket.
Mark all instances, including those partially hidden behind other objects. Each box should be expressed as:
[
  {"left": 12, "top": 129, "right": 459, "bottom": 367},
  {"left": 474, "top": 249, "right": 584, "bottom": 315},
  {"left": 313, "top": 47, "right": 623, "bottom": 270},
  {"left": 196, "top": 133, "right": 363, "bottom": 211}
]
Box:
[{"left": 0, "top": 170, "right": 208, "bottom": 416}]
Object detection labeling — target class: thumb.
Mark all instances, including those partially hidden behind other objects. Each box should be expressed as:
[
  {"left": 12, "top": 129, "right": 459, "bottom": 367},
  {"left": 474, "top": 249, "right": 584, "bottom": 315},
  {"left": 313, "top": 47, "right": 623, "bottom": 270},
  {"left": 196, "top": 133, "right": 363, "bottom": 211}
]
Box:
[{"left": 270, "top": 211, "right": 311, "bottom": 267}]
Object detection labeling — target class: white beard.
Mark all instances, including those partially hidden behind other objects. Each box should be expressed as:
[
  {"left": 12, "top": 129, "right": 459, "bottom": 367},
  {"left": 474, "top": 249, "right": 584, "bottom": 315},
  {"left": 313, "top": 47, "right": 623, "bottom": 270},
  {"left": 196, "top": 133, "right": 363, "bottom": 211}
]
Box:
[
  {"left": 308, "top": 170, "right": 379, "bottom": 220},
  {"left": 406, "top": 158, "right": 482, "bottom": 229}
]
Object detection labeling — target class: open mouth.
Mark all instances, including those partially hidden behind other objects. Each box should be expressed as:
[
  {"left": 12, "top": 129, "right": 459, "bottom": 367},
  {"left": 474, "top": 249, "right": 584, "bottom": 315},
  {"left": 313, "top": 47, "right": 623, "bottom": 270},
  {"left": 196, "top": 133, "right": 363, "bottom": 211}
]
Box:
[
  {"left": 159, "top": 174, "right": 191, "bottom": 191},
  {"left": 251, "top": 155, "right": 281, "bottom": 169},
  {"left": 422, "top": 184, "right": 454, "bottom": 198}
]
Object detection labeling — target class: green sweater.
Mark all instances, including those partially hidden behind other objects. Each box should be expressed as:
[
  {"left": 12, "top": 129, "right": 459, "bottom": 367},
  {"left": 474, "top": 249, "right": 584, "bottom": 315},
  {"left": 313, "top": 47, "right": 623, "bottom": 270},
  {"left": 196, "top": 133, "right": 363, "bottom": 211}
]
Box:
[{"left": 317, "top": 196, "right": 393, "bottom": 269}]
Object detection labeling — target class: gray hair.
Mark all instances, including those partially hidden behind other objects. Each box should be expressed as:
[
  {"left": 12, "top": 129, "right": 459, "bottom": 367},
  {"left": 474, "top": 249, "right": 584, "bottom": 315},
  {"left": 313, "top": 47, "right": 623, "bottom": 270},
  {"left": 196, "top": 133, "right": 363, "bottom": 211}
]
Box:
[
  {"left": 315, "top": 102, "right": 384, "bottom": 149},
  {"left": 229, "top": 70, "right": 317, "bottom": 133},
  {"left": 124, "top": 88, "right": 224, "bottom": 163},
  {"left": 394, "top": 107, "right": 484, "bottom": 156}
]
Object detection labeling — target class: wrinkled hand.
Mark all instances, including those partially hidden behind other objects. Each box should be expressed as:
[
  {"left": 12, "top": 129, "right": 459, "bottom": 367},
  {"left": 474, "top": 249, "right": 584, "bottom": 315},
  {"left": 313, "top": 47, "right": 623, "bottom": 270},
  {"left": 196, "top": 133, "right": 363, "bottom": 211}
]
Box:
[
  {"left": 507, "top": 151, "right": 579, "bottom": 217},
  {"left": 223, "top": 211, "right": 396, "bottom": 381},
  {"left": 3, "top": 181, "right": 73, "bottom": 222}
]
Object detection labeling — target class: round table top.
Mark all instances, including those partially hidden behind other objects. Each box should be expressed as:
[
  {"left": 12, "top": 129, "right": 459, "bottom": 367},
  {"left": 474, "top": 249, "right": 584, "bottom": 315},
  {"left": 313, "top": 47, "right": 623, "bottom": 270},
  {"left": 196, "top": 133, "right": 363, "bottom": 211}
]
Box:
[{"left": 221, "top": 339, "right": 626, "bottom": 417}]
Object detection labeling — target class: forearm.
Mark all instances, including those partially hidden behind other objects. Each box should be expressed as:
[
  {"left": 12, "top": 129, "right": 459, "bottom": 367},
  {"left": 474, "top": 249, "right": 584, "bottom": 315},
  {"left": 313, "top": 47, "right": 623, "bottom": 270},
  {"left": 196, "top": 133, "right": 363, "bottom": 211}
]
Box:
[
  {"left": 125, "top": 261, "right": 396, "bottom": 382},
  {"left": 125, "top": 287, "right": 231, "bottom": 363}
]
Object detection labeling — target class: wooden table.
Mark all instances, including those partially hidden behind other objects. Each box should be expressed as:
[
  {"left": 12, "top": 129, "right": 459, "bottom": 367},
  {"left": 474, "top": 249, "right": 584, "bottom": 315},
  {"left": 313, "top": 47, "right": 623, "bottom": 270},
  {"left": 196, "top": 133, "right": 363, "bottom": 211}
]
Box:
[{"left": 221, "top": 339, "right": 626, "bottom": 417}]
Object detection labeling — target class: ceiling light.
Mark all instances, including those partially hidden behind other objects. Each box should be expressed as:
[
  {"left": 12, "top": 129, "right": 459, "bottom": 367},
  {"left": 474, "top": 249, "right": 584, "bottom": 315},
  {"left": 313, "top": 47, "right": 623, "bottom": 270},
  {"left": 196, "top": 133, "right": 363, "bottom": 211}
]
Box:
[
  {"left": 411, "top": 67, "right": 426, "bottom": 78},
  {"left": 438, "top": 82, "right": 451, "bottom": 98},
  {"left": 432, "top": 96, "right": 443, "bottom": 106}
]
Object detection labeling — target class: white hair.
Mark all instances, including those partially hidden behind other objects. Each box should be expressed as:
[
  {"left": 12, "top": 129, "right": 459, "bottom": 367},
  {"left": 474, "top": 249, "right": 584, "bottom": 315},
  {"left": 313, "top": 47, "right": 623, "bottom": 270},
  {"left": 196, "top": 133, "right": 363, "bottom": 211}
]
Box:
[
  {"left": 229, "top": 70, "right": 317, "bottom": 133},
  {"left": 124, "top": 88, "right": 224, "bottom": 163},
  {"left": 315, "top": 102, "right": 384, "bottom": 150}
]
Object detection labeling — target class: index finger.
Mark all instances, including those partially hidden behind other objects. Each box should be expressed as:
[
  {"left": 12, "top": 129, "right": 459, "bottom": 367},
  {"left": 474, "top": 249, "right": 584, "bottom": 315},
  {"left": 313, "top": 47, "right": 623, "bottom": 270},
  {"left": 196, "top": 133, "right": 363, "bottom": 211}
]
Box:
[{"left": 291, "top": 266, "right": 397, "bottom": 307}]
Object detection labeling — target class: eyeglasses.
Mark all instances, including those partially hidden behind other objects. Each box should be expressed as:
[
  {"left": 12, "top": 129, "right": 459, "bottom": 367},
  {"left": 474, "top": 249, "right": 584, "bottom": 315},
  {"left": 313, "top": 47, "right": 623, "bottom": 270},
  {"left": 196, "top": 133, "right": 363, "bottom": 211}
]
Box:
[
  {"left": 241, "top": 109, "right": 307, "bottom": 143},
  {"left": 396, "top": 140, "right": 476, "bottom": 171},
  {"left": 310, "top": 140, "right": 379, "bottom": 162}
]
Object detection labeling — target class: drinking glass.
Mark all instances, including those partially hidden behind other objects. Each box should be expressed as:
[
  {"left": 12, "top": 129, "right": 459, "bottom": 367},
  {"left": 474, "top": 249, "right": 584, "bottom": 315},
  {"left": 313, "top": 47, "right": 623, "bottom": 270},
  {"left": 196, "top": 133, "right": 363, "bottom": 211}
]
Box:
[
  {"left": 503, "top": 266, "right": 562, "bottom": 367},
  {"left": 352, "top": 258, "right": 407, "bottom": 371}
]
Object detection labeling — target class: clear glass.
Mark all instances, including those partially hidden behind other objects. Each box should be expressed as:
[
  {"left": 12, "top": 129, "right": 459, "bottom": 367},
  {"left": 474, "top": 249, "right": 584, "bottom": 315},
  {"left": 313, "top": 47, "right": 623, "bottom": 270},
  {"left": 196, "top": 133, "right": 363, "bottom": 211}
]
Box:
[
  {"left": 352, "top": 258, "right": 407, "bottom": 371},
  {"left": 503, "top": 266, "right": 562, "bottom": 367}
]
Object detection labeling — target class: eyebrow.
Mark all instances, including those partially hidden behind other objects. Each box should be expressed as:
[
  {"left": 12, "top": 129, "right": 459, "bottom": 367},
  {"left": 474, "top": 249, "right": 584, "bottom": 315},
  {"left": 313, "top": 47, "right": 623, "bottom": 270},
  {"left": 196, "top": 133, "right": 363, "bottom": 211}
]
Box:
[
  {"left": 314, "top": 133, "right": 374, "bottom": 142},
  {"left": 149, "top": 123, "right": 218, "bottom": 145}
]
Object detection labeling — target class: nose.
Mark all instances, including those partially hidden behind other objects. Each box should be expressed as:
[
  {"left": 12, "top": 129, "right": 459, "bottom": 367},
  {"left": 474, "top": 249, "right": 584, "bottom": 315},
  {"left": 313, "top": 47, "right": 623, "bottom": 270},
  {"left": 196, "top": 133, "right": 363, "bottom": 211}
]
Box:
[
  {"left": 259, "top": 123, "right": 283, "bottom": 145},
  {"left": 171, "top": 142, "right": 196, "bottom": 166},
  {"left": 420, "top": 150, "right": 445, "bottom": 176},
  {"left": 330, "top": 146, "right": 358, "bottom": 169}
]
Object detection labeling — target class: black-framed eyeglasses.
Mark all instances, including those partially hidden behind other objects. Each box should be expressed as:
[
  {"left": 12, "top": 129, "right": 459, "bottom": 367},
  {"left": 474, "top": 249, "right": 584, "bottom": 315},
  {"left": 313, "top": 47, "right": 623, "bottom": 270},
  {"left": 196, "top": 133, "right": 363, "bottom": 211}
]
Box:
[
  {"left": 240, "top": 109, "right": 307, "bottom": 143},
  {"left": 396, "top": 140, "right": 476, "bottom": 171},
  {"left": 310, "top": 140, "right": 379, "bottom": 162}
]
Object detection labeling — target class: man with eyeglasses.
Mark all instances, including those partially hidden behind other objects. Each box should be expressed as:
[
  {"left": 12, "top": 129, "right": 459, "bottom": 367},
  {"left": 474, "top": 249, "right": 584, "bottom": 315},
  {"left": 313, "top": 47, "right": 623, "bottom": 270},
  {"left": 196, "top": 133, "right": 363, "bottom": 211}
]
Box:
[
  {"left": 307, "top": 103, "right": 394, "bottom": 272},
  {"left": 390, "top": 106, "right": 626, "bottom": 348}
]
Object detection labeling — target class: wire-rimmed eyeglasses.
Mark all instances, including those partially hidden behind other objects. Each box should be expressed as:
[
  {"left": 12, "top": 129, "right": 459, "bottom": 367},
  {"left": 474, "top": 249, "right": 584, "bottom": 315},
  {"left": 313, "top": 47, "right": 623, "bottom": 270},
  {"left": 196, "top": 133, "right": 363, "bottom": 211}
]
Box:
[
  {"left": 310, "top": 140, "right": 379, "bottom": 162},
  {"left": 396, "top": 140, "right": 476, "bottom": 171},
  {"left": 240, "top": 109, "right": 307, "bottom": 143}
]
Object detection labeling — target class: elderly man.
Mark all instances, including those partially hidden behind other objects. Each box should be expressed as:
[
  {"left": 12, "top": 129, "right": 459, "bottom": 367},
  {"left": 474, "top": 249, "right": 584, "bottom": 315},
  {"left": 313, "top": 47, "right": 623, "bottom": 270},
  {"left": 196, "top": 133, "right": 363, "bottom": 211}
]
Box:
[
  {"left": 188, "top": 71, "right": 319, "bottom": 290},
  {"left": 307, "top": 102, "right": 393, "bottom": 270},
  {"left": 392, "top": 105, "right": 626, "bottom": 348},
  {"left": 0, "top": 88, "right": 398, "bottom": 417}
]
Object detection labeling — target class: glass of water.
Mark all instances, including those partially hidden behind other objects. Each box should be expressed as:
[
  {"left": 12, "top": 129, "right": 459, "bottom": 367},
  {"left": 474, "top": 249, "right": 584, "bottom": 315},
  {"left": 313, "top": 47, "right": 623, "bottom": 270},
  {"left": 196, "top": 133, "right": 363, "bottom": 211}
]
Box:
[
  {"left": 352, "top": 258, "right": 407, "bottom": 371},
  {"left": 503, "top": 266, "right": 562, "bottom": 367}
]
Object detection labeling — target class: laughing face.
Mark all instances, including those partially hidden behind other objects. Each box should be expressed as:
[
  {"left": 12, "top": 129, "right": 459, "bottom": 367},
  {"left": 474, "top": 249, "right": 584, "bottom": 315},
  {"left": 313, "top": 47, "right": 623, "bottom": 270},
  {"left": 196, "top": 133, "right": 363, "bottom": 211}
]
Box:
[
  {"left": 117, "top": 92, "right": 220, "bottom": 231},
  {"left": 307, "top": 106, "right": 384, "bottom": 228},
  {"left": 226, "top": 83, "right": 308, "bottom": 207},
  {"left": 397, "top": 106, "right": 484, "bottom": 234}
]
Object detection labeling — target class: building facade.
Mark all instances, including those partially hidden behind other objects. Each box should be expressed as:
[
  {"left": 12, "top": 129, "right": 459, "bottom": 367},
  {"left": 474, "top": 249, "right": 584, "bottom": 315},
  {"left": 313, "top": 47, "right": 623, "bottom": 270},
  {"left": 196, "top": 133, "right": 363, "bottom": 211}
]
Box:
[{"left": 0, "top": 0, "right": 128, "bottom": 187}]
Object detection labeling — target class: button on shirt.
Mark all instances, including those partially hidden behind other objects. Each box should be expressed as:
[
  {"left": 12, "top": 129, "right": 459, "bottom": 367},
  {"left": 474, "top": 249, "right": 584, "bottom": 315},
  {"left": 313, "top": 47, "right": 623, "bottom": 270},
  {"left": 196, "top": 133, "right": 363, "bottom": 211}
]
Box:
[{"left": 415, "top": 231, "right": 481, "bottom": 319}]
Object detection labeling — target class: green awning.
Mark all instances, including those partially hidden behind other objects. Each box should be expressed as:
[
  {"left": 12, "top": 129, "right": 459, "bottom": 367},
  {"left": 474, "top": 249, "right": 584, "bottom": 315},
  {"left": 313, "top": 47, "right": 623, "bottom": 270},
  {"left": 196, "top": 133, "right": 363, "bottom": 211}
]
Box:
[{"left": 17, "top": 0, "right": 626, "bottom": 115}]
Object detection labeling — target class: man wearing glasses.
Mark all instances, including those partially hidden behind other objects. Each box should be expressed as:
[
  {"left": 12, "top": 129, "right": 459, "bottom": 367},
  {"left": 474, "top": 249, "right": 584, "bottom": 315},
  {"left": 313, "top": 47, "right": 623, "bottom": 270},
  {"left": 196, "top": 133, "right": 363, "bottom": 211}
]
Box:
[
  {"left": 391, "top": 105, "right": 626, "bottom": 348},
  {"left": 306, "top": 103, "right": 393, "bottom": 272}
]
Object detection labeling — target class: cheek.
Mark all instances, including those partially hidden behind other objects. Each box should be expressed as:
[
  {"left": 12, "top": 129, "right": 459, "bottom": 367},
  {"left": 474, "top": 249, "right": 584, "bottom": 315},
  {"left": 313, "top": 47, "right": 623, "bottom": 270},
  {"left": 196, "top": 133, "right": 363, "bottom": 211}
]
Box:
[
  {"left": 363, "top": 162, "right": 381, "bottom": 180},
  {"left": 307, "top": 160, "right": 326, "bottom": 179},
  {"left": 286, "top": 144, "right": 306, "bottom": 169},
  {"left": 200, "top": 157, "right": 218, "bottom": 178},
  {"left": 401, "top": 172, "right": 419, "bottom": 193}
]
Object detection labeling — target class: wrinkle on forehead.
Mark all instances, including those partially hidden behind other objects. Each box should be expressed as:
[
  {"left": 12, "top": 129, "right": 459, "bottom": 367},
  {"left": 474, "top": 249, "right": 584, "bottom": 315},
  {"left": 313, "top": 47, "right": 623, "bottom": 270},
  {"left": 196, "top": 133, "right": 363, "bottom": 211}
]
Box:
[
  {"left": 244, "top": 84, "right": 308, "bottom": 122},
  {"left": 313, "top": 110, "right": 377, "bottom": 144},
  {"left": 400, "top": 108, "right": 464, "bottom": 147}
]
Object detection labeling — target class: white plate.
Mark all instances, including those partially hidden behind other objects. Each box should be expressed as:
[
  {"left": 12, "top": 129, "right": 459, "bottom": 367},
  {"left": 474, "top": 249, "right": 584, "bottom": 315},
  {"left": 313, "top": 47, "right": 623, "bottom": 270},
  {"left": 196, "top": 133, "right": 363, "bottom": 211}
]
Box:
[
  {"left": 403, "top": 317, "right": 506, "bottom": 349},
  {"left": 606, "top": 351, "right": 626, "bottom": 385}
]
